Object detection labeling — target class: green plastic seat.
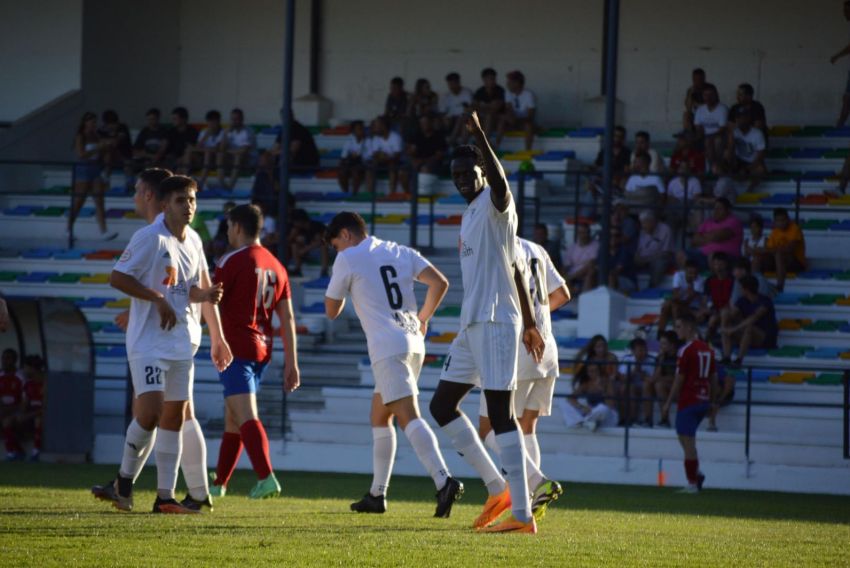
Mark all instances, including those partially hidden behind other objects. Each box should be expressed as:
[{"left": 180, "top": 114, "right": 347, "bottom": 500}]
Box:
[
  {"left": 0, "top": 271, "right": 24, "bottom": 282},
  {"left": 800, "top": 294, "right": 843, "bottom": 306},
  {"left": 48, "top": 273, "right": 85, "bottom": 283},
  {"left": 806, "top": 373, "right": 843, "bottom": 386},
  {"left": 435, "top": 306, "right": 461, "bottom": 317}
]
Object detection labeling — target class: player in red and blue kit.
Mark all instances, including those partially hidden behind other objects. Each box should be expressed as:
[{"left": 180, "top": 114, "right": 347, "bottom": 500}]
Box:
[
  {"left": 663, "top": 313, "right": 718, "bottom": 493},
  {"left": 210, "top": 204, "right": 301, "bottom": 499},
  {"left": 1, "top": 349, "right": 24, "bottom": 460},
  {"left": 16, "top": 355, "right": 46, "bottom": 461}
]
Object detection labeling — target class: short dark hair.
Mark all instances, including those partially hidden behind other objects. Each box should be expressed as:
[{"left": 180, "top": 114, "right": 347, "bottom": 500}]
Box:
[
  {"left": 228, "top": 204, "right": 263, "bottom": 239},
  {"left": 452, "top": 145, "right": 485, "bottom": 169},
  {"left": 230, "top": 108, "right": 244, "bottom": 119},
  {"left": 615, "top": 125, "right": 627, "bottom": 136},
  {"left": 481, "top": 67, "right": 497, "bottom": 78},
  {"left": 773, "top": 207, "right": 789, "bottom": 219},
  {"left": 693, "top": 68, "right": 706, "bottom": 77},
  {"left": 325, "top": 211, "right": 368, "bottom": 242},
  {"left": 733, "top": 257, "right": 752, "bottom": 273},
  {"left": 738, "top": 83, "right": 754, "bottom": 97},
  {"left": 390, "top": 76, "right": 404, "bottom": 87},
  {"left": 146, "top": 107, "right": 160, "bottom": 118},
  {"left": 703, "top": 83, "right": 718, "bottom": 96},
  {"left": 156, "top": 175, "right": 196, "bottom": 201},
  {"left": 749, "top": 213, "right": 764, "bottom": 228},
  {"left": 534, "top": 222, "right": 548, "bottom": 234},
  {"left": 2, "top": 349, "right": 17, "bottom": 363},
  {"left": 445, "top": 72, "right": 460, "bottom": 82},
  {"left": 22, "top": 354, "right": 44, "bottom": 371},
  {"left": 506, "top": 70, "right": 525, "bottom": 86},
  {"left": 138, "top": 168, "right": 173, "bottom": 193},
  {"left": 350, "top": 120, "right": 364, "bottom": 130},
  {"left": 740, "top": 275, "right": 759, "bottom": 295},
  {"left": 684, "top": 259, "right": 699, "bottom": 271},
  {"left": 676, "top": 312, "right": 697, "bottom": 327},
  {"left": 629, "top": 337, "right": 647, "bottom": 351},
  {"left": 661, "top": 330, "right": 679, "bottom": 346},
  {"left": 172, "top": 106, "right": 189, "bottom": 120},
  {"left": 633, "top": 152, "right": 650, "bottom": 165},
  {"left": 715, "top": 197, "right": 732, "bottom": 210},
  {"left": 102, "top": 109, "right": 119, "bottom": 123},
  {"left": 635, "top": 130, "right": 650, "bottom": 141},
  {"left": 206, "top": 110, "right": 221, "bottom": 121},
  {"left": 712, "top": 251, "right": 729, "bottom": 266}
]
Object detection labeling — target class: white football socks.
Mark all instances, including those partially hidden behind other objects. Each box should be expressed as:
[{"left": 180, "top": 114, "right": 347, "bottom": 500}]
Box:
[
  {"left": 180, "top": 418, "right": 209, "bottom": 501},
  {"left": 441, "top": 414, "right": 505, "bottom": 496},
  {"left": 524, "top": 433, "right": 541, "bottom": 469},
  {"left": 485, "top": 429, "right": 544, "bottom": 491},
  {"left": 370, "top": 426, "right": 396, "bottom": 497},
  {"left": 154, "top": 428, "right": 182, "bottom": 500},
  {"left": 495, "top": 430, "right": 532, "bottom": 523},
  {"left": 119, "top": 419, "right": 155, "bottom": 482},
  {"left": 404, "top": 418, "right": 450, "bottom": 491}
]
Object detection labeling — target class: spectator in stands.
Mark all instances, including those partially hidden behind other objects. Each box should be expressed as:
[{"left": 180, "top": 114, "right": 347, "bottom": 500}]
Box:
[
  {"left": 407, "top": 78, "right": 439, "bottom": 121},
  {"left": 195, "top": 110, "right": 226, "bottom": 189},
  {"left": 597, "top": 221, "right": 636, "bottom": 291},
  {"left": 562, "top": 222, "right": 599, "bottom": 293},
  {"left": 725, "top": 111, "right": 767, "bottom": 192},
  {"left": 683, "top": 68, "right": 707, "bottom": 132},
  {"left": 288, "top": 208, "right": 329, "bottom": 277},
  {"left": 218, "top": 108, "right": 256, "bottom": 189},
  {"left": 720, "top": 275, "right": 778, "bottom": 366},
  {"left": 364, "top": 116, "right": 409, "bottom": 195},
  {"left": 616, "top": 338, "right": 655, "bottom": 427},
  {"left": 629, "top": 131, "right": 664, "bottom": 173},
  {"left": 830, "top": 0, "right": 850, "bottom": 127},
  {"left": 533, "top": 223, "right": 562, "bottom": 270},
  {"left": 496, "top": 70, "right": 536, "bottom": 150},
  {"left": 69, "top": 112, "right": 117, "bottom": 242},
  {"left": 164, "top": 106, "right": 198, "bottom": 173},
  {"left": 665, "top": 161, "right": 703, "bottom": 235},
  {"left": 254, "top": 113, "right": 320, "bottom": 208},
  {"left": 578, "top": 335, "right": 619, "bottom": 384},
  {"left": 694, "top": 84, "right": 729, "bottom": 169},
  {"left": 440, "top": 72, "right": 473, "bottom": 146},
  {"left": 211, "top": 201, "right": 237, "bottom": 262},
  {"left": 642, "top": 330, "right": 679, "bottom": 427},
  {"left": 563, "top": 360, "right": 618, "bottom": 432},
  {"left": 711, "top": 159, "right": 737, "bottom": 202},
  {"left": 741, "top": 213, "right": 766, "bottom": 264},
  {"left": 676, "top": 197, "right": 742, "bottom": 270},
  {"left": 132, "top": 108, "right": 168, "bottom": 169},
  {"left": 98, "top": 109, "right": 133, "bottom": 188},
  {"left": 624, "top": 153, "right": 665, "bottom": 207},
  {"left": 472, "top": 68, "right": 506, "bottom": 138},
  {"left": 408, "top": 115, "right": 447, "bottom": 176},
  {"left": 582, "top": 126, "right": 630, "bottom": 216},
  {"left": 704, "top": 252, "right": 735, "bottom": 340},
  {"left": 634, "top": 209, "right": 673, "bottom": 288},
  {"left": 13, "top": 355, "right": 45, "bottom": 461},
  {"left": 338, "top": 120, "right": 368, "bottom": 194},
  {"left": 754, "top": 207, "right": 807, "bottom": 292},
  {"left": 670, "top": 131, "right": 705, "bottom": 176},
  {"left": 384, "top": 76, "right": 409, "bottom": 133},
  {"left": 657, "top": 259, "right": 706, "bottom": 335},
  {"left": 729, "top": 83, "right": 768, "bottom": 138},
  {"left": 729, "top": 257, "right": 774, "bottom": 310}
]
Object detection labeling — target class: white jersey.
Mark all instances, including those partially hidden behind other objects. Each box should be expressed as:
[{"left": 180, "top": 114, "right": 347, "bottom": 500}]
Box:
[
  {"left": 458, "top": 186, "right": 520, "bottom": 330},
  {"left": 325, "top": 236, "right": 431, "bottom": 363},
  {"left": 516, "top": 238, "right": 563, "bottom": 381},
  {"left": 114, "top": 215, "right": 207, "bottom": 361}
]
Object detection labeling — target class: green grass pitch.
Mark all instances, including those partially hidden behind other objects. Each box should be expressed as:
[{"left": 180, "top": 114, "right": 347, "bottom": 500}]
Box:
[{"left": 0, "top": 463, "right": 848, "bottom": 567}]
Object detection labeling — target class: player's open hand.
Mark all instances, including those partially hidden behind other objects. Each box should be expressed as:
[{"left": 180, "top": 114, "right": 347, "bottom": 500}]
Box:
[
  {"left": 464, "top": 110, "right": 483, "bottom": 134},
  {"left": 211, "top": 339, "right": 233, "bottom": 372},
  {"left": 284, "top": 364, "right": 301, "bottom": 393},
  {"left": 154, "top": 297, "right": 177, "bottom": 331},
  {"left": 114, "top": 309, "right": 130, "bottom": 331},
  {"left": 522, "top": 326, "right": 545, "bottom": 363}
]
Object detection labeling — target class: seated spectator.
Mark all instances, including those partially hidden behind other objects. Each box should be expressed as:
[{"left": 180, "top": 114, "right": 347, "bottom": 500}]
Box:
[
  {"left": 562, "top": 222, "right": 599, "bottom": 293},
  {"left": 754, "top": 207, "right": 807, "bottom": 292},
  {"left": 471, "top": 68, "right": 506, "bottom": 137},
  {"left": 707, "top": 365, "right": 734, "bottom": 431},
  {"left": 669, "top": 131, "right": 706, "bottom": 176},
  {"left": 364, "top": 116, "right": 409, "bottom": 195},
  {"left": 741, "top": 214, "right": 766, "bottom": 264},
  {"left": 12, "top": 355, "right": 45, "bottom": 461},
  {"left": 1, "top": 349, "right": 24, "bottom": 460},
  {"left": 703, "top": 252, "right": 734, "bottom": 340},
  {"left": 657, "top": 260, "right": 706, "bottom": 334},
  {"left": 725, "top": 111, "right": 767, "bottom": 192},
  {"left": 711, "top": 160, "right": 737, "bottom": 202},
  {"left": 211, "top": 201, "right": 237, "bottom": 262},
  {"left": 665, "top": 161, "right": 703, "bottom": 234},
  {"left": 641, "top": 330, "right": 679, "bottom": 427},
  {"left": 440, "top": 72, "right": 473, "bottom": 146},
  {"left": 164, "top": 106, "right": 198, "bottom": 173},
  {"left": 597, "top": 222, "right": 636, "bottom": 291},
  {"left": 407, "top": 78, "right": 439, "bottom": 121},
  {"left": 582, "top": 126, "right": 630, "bottom": 217},
  {"left": 562, "top": 361, "right": 618, "bottom": 432},
  {"left": 616, "top": 338, "right": 655, "bottom": 426},
  {"left": 728, "top": 256, "right": 774, "bottom": 316},
  {"left": 729, "top": 83, "right": 768, "bottom": 137},
  {"left": 98, "top": 109, "right": 133, "bottom": 186},
  {"left": 629, "top": 131, "right": 665, "bottom": 173},
  {"left": 634, "top": 210, "right": 673, "bottom": 288},
  {"left": 408, "top": 115, "right": 447, "bottom": 176},
  {"left": 533, "top": 223, "right": 561, "bottom": 271},
  {"left": 287, "top": 209, "right": 329, "bottom": 277},
  {"left": 338, "top": 120, "right": 368, "bottom": 194},
  {"left": 720, "top": 275, "right": 778, "bottom": 366},
  {"left": 496, "top": 70, "right": 536, "bottom": 150},
  {"left": 682, "top": 67, "right": 707, "bottom": 132},
  {"left": 132, "top": 108, "right": 168, "bottom": 170},
  {"left": 624, "top": 153, "right": 665, "bottom": 207},
  {"left": 384, "top": 76, "right": 409, "bottom": 133},
  {"left": 694, "top": 83, "right": 729, "bottom": 169},
  {"left": 194, "top": 109, "right": 226, "bottom": 189},
  {"left": 254, "top": 112, "right": 320, "bottom": 208},
  {"left": 676, "top": 197, "right": 743, "bottom": 271},
  {"left": 218, "top": 108, "right": 257, "bottom": 189}
]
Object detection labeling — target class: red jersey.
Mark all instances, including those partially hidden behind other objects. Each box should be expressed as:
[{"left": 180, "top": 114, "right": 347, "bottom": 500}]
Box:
[
  {"left": 705, "top": 276, "right": 733, "bottom": 310},
  {"left": 23, "top": 380, "right": 44, "bottom": 410},
  {"left": 676, "top": 339, "right": 716, "bottom": 408},
  {"left": 0, "top": 373, "right": 23, "bottom": 408},
  {"left": 214, "top": 244, "right": 291, "bottom": 363}
]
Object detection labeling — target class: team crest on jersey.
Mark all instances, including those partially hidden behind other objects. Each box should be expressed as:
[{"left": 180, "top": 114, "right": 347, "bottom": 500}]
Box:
[
  {"left": 162, "top": 266, "right": 178, "bottom": 287},
  {"left": 119, "top": 249, "right": 131, "bottom": 262}
]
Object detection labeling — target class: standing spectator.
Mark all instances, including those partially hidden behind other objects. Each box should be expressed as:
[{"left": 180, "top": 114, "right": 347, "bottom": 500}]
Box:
[
  {"left": 408, "top": 115, "right": 447, "bottom": 176},
  {"left": 195, "top": 110, "right": 226, "bottom": 189},
  {"left": 629, "top": 131, "right": 664, "bottom": 173},
  {"left": 677, "top": 197, "right": 743, "bottom": 271},
  {"left": 440, "top": 72, "right": 473, "bottom": 146},
  {"left": 69, "top": 112, "right": 117, "bottom": 242},
  {"left": 754, "top": 208, "right": 807, "bottom": 292},
  {"left": 641, "top": 330, "right": 679, "bottom": 427},
  {"left": 830, "top": 0, "right": 850, "bottom": 127},
  {"left": 496, "top": 70, "right": 536, "bottom": 150},
  {"left": 616, "top": 338, "right": 655, "bottom": 426},
  {"left": 729, "top": 83, "right": 768, "bottom": 136},
  {"left": 725, "top": 111, "right": 767, "bottom": 192},
  {"left": 694, "top": 84, "right": 729, "bottom": 169},
  {"left": 532, "top": 223, "right": 561, "bottom": 272},
  {"left": 666, "top": 162, "right": 703, "bottom": 234},
  {"left": 218, "top": 108, "right": 256, "bottom": 189},
  {"left": 720, "top": 275, "right": 778, "bottom": 366},
  {"left": 384, "top": 76, "right": 409, "bottom": 133},
  {"left": 670, "top": 132, "right": 705, "bottom": 176},
  {"left": 164, "top": 106, "right": 198, "bottom": 173},
  {"left": 683, "top": 68, "right": 707, "bottom": 131},
  {"left": 657, "top": 260, "right": 706, "bottom": 335},
  {"left": 338, "top": 120, "right": 368, "bottom": 194},
  {"left": 471, "top": 68, "right": 506, "bottom": 137},
  {"left": 562, "top": 222, "right": 599, "bottom": 293},
  {"left": 741, "top": 214, "right": 766, "bottom": 264},
  {"left": 364, "top": 116, "right": 408, "bottom": 195},
  {"left": 1, "top": 349, "right": 24, "bottom": 460},
  {"left": 98, "top": 109, "right": 133, "bottom": 188},
  {"left": 582, "top": 126, "right": 630, "bottom": 216},
  {"left": 13, "top": 355, "right": 45, "bottom": 461},
  {"left": 634, "top": 210, "right": 673, "bottom": 288},
  {"left": 703, "top": 252, "right": 734, "bottom": 341},
  {"left": 407, "top": 78, "right": 439, "bottom": 121},
  {"left": 623, "top": 153, "right": 665, "bottom": 207},
  {"left": 132, "top": 108, "right": 168, "bottom": 169},
  {"left": 287, "top": 209, "right": 329, "bottom": 277}
]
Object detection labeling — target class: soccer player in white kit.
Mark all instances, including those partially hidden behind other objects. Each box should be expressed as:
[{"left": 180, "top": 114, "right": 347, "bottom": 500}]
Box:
[
  {"left": 324, "top": 212, "right": 464, "bottom": 517},
  {"left": 94, "top": 175, "right": 232, "bottom": 513},
  {"left": 478, "top": 236, "right": 571, "bottom": 519},
  {"left": 428, "top": 111, "right": 545, "bottom": 534}
]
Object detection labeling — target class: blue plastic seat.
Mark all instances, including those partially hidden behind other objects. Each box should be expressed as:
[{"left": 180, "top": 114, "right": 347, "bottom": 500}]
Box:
[
  {"left": 17, "top": 272, "right": 58, "bottom": 282},
  {"left": 303, "top": 277, "right": 330, "bottom": 289},
  {"left": 805, "top": 347, "right": 843, "bottom": 359},
  {"left": 300, "top": 302, "right": 326, "bottom": 314},
  {"left": 75, "top": 298, "right": 108, "bottom": 308}
]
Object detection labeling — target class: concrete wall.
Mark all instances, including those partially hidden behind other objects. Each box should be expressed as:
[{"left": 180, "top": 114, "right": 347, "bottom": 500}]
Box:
[{"left": 0, "top": 0, "right": 83, "bottom": 122}]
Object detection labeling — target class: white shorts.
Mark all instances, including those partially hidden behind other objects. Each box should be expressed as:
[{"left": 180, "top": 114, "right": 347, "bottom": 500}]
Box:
[
  {"left": 440, "top": 322, "right": 520, "bottom": 391},
  {"left": 479, "top": 376, "right": 558, "bottom": 418},
  {"left": 517, "top": 335, "right": 559, "bottom": 383},
  {"left": 128, "top": 358, "right": 194, "bottom": 402},
  {"left": 371, "top": 352, "right": 423, "bottom": 404}
]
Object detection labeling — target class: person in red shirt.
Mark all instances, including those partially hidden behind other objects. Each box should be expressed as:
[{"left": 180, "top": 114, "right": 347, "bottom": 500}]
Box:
[
  {"left": 663, "top": 313, "right": 719, "bottom": 493},
  {"left": 14, "top": 355, "right": 45, "bottom": 461},
  {"left": 701, "top": 252, "right": 734, "bottom": 341},
  {"left": 211, "top": 204, "right": 301, "bottom": 499},
  {"left": 1, "top": 349, "right": 24, "bottom": 460}
]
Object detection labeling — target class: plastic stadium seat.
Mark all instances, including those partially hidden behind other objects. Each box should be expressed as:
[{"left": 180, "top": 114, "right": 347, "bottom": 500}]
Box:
[
  {"left": 828, "top": 195, "right": 850, "bottom": 206},
  {"left": 800, "top": 294, "right": 843, "bottom": 305},
  {"left": 768, "top": 346, "right": 812, "bottom": 358},
  {"left": 85, "top": 250, "right": 123, "bottom": 260},
  {"left": 34, "top": 206, "right": 66, "bottom": 217},
  {"left": 302, "top": 277, "right": 330, "bottom": 289},
  {"left": 557, "top": 337, "right": 590, "bottom": 349},
  {"left": 75, "top": 298, "right": 108, "bottom": 308},
  {"left": 428, "top": 332, "right": 457, "bottom": 344},
  {"left": 802, "top": 170, "right": 838, "bottom": 181},
  {"left": 791, "top": 148, "right": 830, "bottom": 159},
  {"left": 0, "top": 271, "right": 24, "bottom": 282},
  {"left": 830, "top": 220, "right": 850, "bottom": 231},
  {"left": 761, "top": 193, "right": 796, "bottom": 205},
  {"left": 836, "top": 297, "right": 850, "bottom": 307},
  {"left": 807, "top": 373, "right": 844, "bottom": 385},
  {"left": 769, "top": 125, "right": 800, "bottom": 136},
  {"left": 773, "top": 292, "right": 809, "bottom": 305},
  {"left": 793, "top": 126, "right": 831, "bottom": 137},
  {"left": 802, "top": 320, "right": 843, "bottom": 332},
  {"left": 17, "top": 272, "right": 59, "bottom": 283},
  {"left": 300, "top": 302, "right": 326, "bottom": 314},
  {"left": 629, "top": 313, "right": 659, "bottom": 325},
  {"left": 630, "top": 288, "right": 668, "bottom": 300},
  {"left": 770, "top": 371, "right": 814, "bottom": 384},
  {"left": 53, "top": 250, "right": 91, "bottom": 260},
  {"left": 21, "top": 250, "right": 53, "bottom": 259},
  {"left": 802, "top": 219, "right": 836, "bottom": 231},
  {"left": 80, "top": 274, "right": 110, "bottom": 284},
  {"left": 436, "top": 215, "right": 462, "bottom": 226},
  {"left": 805, "top": 347, "right": 844, "bottom": 359},
  {"left": 435, "top": 306, "right": 460, "bottom": 317},
  {"left": 798, "top": 269, "right": 839, "bottom": 280},
  {"left": 799, "top": 194, "right": 829, "bottom": 206},
  {"left": 750, "top": 369, "right": 778, "bottom": 382},
  {"left": 101, "top": 324, "right": 124, "bottom": 334},
  {"left": 105, "top": 299, "right": 130, "bottom": 309},
  {"left": 778, "top": 319, "right": 804, "bottom": 331},
  {"left": 736, "top": 193, "right": 769, "bottom": 204},
  {"left": 48, "top": 273, "right": 85, "bottom": 284}
]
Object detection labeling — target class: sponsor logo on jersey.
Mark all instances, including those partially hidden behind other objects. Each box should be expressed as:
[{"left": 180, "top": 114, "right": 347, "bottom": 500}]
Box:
[
  {"left": 460, "top": 241, "right": 474, "bottom": 258},
  {"left": 162, "top": 266, "right": 178, "bottom": 287}
]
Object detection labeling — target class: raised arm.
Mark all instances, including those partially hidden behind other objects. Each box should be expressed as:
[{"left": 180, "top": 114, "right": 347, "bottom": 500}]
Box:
[
  {"left": 415, "top": 265, "right": 449, "bottom": 335},
  {"left": 466, "top": 111, "right": 511, "bottom": 212},
  {"left": 275, "top": 296, "right": 301, "bottom": 393}
]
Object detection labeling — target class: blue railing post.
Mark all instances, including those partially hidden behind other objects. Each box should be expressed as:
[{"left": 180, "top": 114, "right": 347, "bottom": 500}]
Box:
[{"left": 745, "top": 365, "right": 753, "bottom": 476}]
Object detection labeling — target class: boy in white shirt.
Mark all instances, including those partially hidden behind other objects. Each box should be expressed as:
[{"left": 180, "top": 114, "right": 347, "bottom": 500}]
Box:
[
  {"left": 218, "top": 108, "right": 257, "bottom": 190},
  {"left": 338, "top": 120, "right": 368, "bottom": 194},
  {"left": 364, "top": 116, "right": 409, "bottom": 195},
  {"left": 725, "top": 111, "right": 767, "bottom": 192},
  {"left": 496, "top": 70, "right": 537, "bottom": 150},
  {"left": 324, "top": 212, "right": 463, "bottom": 517},
  {"left": 194, "top": 110, "right": 225, "bottom": 189},
  {"left": 441, "top": 72, "right": 474, "bottom": 146},
  {"left": 694, "top": 84, "right": 729, "bottom": 169}
]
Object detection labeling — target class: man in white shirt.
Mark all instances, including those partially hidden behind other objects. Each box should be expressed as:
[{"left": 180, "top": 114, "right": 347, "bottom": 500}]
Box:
[
  {"left": 630, "top": 131, "right": 665, "bottom": 174},
  {"left": 657, "top": 260, "right": 707, "bottom": 336},
  {"left": 92, "top": 175, "right": 232, "bottom": 514},
  {"left": 694, "top": 84, "right": 728, "bottom": 169},
  {"left": 429, "top": 111, "right": 546, "bottom": 534},
  {"left": 338, "top": 120, "right": 368, "bottom": 194},
  {"left": 624, "top": 153, "right": 665, "bottom": 206},
  {"left": 478, "top": 236, "right": 570, "bottom": 520},
  {"left": 634, "top": 210, "right": 673, "bottom": 288},
  {"left": 218, "top": 108, "right": 257, "bottom": 189},
  {"left": 725, "top": 111, "right": 767, "bottom": 192},
  {"left": 364, "top": 116, "right": 409, "bottom": 195},
  {"left": 441, "top": 72, "right": 474, "bottom": 146},
  {"left": 324, "top": 212, "right": 463, "bottom": 517},
  {"left": 496, "top": 70, "right": 537, "bottom": 151}
]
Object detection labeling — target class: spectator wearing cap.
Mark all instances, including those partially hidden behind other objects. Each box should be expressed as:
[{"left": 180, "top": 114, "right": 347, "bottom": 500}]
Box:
[
  {"left": 472, "top": 68, "right": 505, "bottom": 138},
  {"left": 754, "top": 207, "right": 807, "bottom": 292},
  {"left": 694, "top": 83, "right": 729, "bottom": 170},
  {"left": 496, "top": 70, "right": 537, "bottom": 151},
  {"left": 629, "top": 131, "right": 665, "bottom": 174},
  {"left": 634, "top": 210, "right": 673, "bottom": 288},
  {"left": 676, "top": 197, "right": 743, "bottom": 271},
  {"left": 623, "top": 153, "right": 665, "bottom": 207},
  {"left": 683, "top": 68, "right": 707, "bottom": 132},
  {"left": 440, "top": 72, "right": 473, "bottom": 146},
  {"left": 724, "top": 110, "right": 767, "bottom": 192},
  {"left": 562, "top": 222, "right": 599, "bottom": 293},
  {"left": 720, "top": 274, "right": 778, "bottom": 367}
]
